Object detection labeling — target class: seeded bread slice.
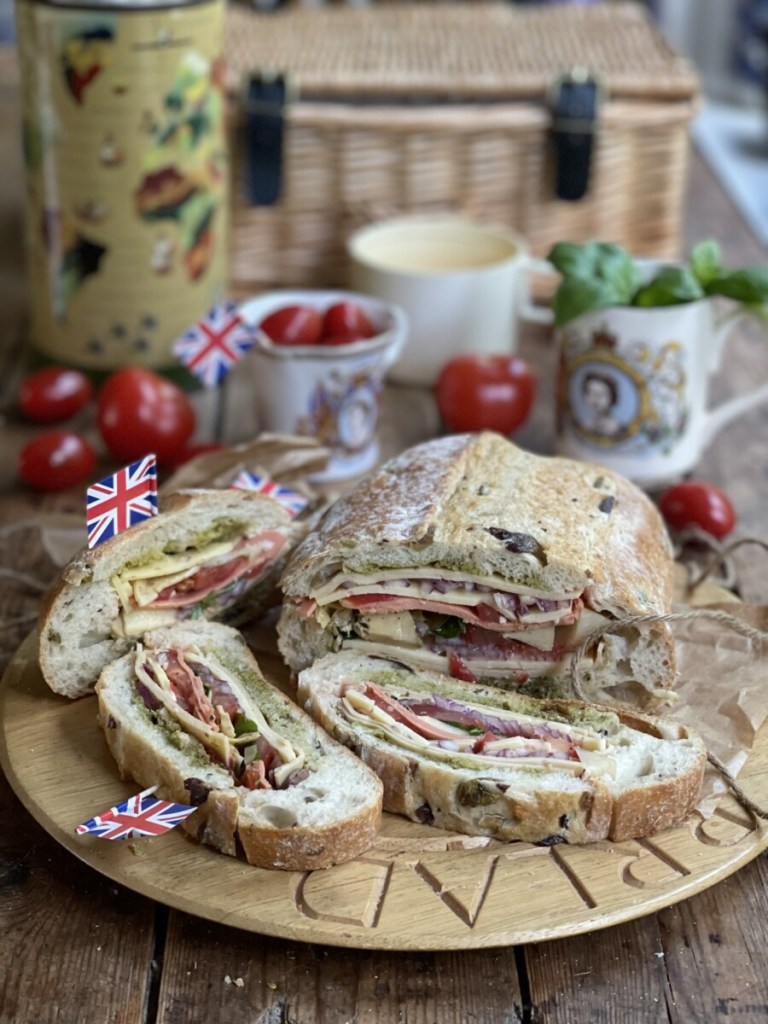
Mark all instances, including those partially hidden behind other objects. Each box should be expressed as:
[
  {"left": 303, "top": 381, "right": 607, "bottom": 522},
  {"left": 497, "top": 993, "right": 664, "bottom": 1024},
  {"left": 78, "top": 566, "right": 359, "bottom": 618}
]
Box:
[
  {"left": 298, "top": 652, "right": 706, "bottom": 846},
  {"left": 95, "top": 622, "right": 383, "bottom": 870}
]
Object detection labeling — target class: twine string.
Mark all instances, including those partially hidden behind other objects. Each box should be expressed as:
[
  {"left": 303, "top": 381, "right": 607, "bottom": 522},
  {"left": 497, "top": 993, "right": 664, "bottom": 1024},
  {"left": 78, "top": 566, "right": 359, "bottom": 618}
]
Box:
[
  {"left": 685, "top": 536, "right": 768, "bottom": 595},
  {"left": 707, "top": 751, "right": 768, "bottom": 822},
  {"left": 0, "top": 521, "right": 58, "bottom": 641}
]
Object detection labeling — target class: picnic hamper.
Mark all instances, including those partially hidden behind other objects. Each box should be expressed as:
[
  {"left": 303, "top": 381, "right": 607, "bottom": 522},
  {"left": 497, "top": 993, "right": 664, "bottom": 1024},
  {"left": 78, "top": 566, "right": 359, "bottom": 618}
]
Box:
[{"left": 225, "top": 2, "right": 700, "bottom": 293}]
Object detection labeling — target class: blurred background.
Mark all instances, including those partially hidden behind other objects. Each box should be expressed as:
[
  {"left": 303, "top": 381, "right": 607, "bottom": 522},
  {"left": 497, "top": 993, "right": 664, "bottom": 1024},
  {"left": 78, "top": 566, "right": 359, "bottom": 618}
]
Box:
[{"left": 1, "top": 0, "right": 764, "bottom": 245}]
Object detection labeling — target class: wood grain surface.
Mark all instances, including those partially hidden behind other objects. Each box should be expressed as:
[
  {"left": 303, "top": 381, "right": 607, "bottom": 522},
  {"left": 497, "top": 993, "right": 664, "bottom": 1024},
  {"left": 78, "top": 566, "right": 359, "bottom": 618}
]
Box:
[{"left": 3, "top": 43, "right": 768, "bottom": 1024}]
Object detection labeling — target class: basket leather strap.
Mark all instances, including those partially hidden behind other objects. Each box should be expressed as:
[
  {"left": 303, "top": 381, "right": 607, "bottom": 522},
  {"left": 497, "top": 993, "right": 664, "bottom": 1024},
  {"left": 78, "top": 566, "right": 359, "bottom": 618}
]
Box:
[
  {"left": 551, "top": 72, "right": 600, "bottom": 202},
  {"left": 242, "top": 72, "right": 289, "bottom": 206}
]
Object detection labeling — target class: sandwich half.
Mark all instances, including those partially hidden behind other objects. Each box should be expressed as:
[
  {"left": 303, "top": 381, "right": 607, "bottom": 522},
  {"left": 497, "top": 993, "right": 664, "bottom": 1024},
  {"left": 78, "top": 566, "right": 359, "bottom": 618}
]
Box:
[
  {"left": 95, "top": 622, "right": 383, "bottom": 870},
  {"left": 40, "top": 488, "right": 305, "bottom": 699},
  {"left": 278, "top": 432, "right": 676, "bottom": 706},
  {"left": 298, "top": 652, "right": 706, "bottom": 845}
]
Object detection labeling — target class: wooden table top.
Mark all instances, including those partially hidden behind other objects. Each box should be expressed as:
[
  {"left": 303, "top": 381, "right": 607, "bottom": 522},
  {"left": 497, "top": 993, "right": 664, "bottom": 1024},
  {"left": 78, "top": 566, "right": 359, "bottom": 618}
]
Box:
[{"left": 2, "top": 47, "right": 768, "bottom": 1024}]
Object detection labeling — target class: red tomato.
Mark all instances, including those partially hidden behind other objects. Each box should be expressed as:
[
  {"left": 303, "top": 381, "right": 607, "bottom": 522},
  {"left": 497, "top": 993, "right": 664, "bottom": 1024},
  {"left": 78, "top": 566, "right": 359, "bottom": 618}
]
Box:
[
  {"left": 19, "top": 367, "right": 93, "bottom": 424},
  {"left": 18, "top": 431, "right": 97, "bottom": 491},
  {"left": 658, "top": 480, "right": 736, "bottom": 540},
  {"left": 97, "top": 368, "right": 196, "bottom": 464},
  {"left": 435, "top": 355, "right": 536, "bottom": 435},
  {"left": 321, "top": 301, "right": 376, "bottom": 343},
  {"left": 260, "top": 305, "right": 323, "bottom": 346}
]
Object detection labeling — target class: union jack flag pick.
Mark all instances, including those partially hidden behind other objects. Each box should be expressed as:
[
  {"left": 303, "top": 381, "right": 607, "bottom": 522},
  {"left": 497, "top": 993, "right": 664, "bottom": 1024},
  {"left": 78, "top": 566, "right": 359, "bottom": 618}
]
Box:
[
  {"left": 86, "top": 454, "right": 158, "bottom": 548},
  {"left": 76, "top": 787, "right": 197, "bottom": 841},
  {"left": 230, "top": 470, "right": 308, "bottom": 517},
  {"left": 173, "top": 301, "right": 257, "bottom": 387}
]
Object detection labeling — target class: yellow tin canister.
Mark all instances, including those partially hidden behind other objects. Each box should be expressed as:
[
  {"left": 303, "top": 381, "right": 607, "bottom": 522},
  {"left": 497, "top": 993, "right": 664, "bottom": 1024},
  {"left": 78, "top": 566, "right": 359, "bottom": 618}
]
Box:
[{"left": 15, "top": 0, "right": 228, "bottom": 374}]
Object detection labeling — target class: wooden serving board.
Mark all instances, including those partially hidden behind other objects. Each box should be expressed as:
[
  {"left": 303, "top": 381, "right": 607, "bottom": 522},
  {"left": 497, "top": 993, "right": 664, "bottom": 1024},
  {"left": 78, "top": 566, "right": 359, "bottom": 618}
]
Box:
[{"left": 2, "top": 631, "right": 768, "bottom": 952}]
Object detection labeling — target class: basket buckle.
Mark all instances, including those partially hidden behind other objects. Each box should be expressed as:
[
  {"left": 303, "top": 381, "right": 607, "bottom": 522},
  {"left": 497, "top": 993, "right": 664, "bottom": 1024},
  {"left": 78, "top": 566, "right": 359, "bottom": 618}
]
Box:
[
  {"left": 550, "top": 68, "right": 603, "bottom": 202},
  {"left": 241, "top": 71, "right": 294, "bottom": 206}
]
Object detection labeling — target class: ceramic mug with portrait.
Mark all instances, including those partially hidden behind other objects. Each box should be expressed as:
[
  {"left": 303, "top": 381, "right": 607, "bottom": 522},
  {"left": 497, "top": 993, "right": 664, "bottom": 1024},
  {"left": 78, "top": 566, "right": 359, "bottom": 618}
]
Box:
[
  {"left": 241, "top": 290, "right": 407, "bottom": 483},
  {"left": 555, "top": 299, "right": 768, "bottom": 489}
]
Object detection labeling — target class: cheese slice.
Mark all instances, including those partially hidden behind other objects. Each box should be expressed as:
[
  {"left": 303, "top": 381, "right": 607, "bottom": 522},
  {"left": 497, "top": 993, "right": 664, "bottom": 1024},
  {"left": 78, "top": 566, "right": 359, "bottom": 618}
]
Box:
[
  {"left": 119, "top": 541, "right": 238, "bottom": 583},
  {"left": 113, "top": 605, "right": 179, "bottom": 638},
  {"left": 312, "top": 566, "right": 582, "bottom": 603}
]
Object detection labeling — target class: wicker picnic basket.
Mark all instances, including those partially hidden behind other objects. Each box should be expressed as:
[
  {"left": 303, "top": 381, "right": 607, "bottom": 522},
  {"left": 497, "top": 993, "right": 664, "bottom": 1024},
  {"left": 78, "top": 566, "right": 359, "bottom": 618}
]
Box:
[{"left": 225, "top": 2, "right": 699, "bottom": 294}]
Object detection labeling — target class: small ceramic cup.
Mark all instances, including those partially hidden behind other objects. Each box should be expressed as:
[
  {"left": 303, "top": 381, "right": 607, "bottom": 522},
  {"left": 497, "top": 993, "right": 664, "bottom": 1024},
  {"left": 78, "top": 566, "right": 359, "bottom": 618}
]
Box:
[
  {"left": 554, "top": 299, "right": 768, "bottom": 489},
  {"left": 347, "top": 215, "right": 547, "bottom": 386},
  {"left": 241, "top": 290, "right": 407, "bottom": 482}
]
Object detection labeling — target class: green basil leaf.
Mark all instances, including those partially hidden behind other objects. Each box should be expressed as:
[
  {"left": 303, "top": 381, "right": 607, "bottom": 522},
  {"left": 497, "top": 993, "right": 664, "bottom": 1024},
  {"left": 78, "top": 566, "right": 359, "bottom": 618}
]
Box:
[
  {"left": 633, "top": 266, "right": 704, "bottom": 307},
  {"left": 547, "top": 241, "right": 600, "bottom": 280},
  {"left": 705, "top": 267, "right": 768, "bottom": 304},
  {"left": 690, "top": 239, "right": 722, "bottom": 285},
  {"left": 429, "top": 616, "right": 464, "bottom": 639},
  {"left": 552, "top": 277, "right": 623, "bottom": 327},
  {"left": 593, "top": 243, "right": 644, "bottom": 303},
  {"left": 447, "top": 722, "right": 485, "bottom": 736},
  {"left": 234, "top": 713, "right": 259, "bottom": 737}
]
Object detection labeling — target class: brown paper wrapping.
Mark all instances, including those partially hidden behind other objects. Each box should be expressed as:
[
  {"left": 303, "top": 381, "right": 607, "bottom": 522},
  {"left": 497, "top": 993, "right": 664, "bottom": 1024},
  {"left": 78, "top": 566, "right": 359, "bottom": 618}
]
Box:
[
  {"left": 670, "top": 601, "right": 768, "bottom": 814},
  {"left": 159, "top": 432, "right": 330, "bottom": 495}
]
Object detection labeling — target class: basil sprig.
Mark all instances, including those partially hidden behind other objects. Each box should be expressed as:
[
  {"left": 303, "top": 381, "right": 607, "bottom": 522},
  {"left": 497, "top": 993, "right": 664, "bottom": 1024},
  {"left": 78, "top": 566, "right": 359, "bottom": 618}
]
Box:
[
  {"left": 428, "top": 615, "right": 464, "bottom": 639},
  {"left": 233, "top": 713, "right": 259, "bottom": 737},
  {"left": 547, "top": 240, "right": 768, "bottom": 327}
]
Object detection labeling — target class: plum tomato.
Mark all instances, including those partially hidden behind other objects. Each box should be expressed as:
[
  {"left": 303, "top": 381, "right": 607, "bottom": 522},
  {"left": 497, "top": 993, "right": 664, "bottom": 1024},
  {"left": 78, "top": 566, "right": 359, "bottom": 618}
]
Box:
[
  {"left": 435, "top": 354, "right": 536, "bottom": 435},
  {"left": 18, "top": 431, "right": 97, "bottom": 491},
  {"left": 97, "top": 367, "right": 196, "bottom": 464},
  {"left": 658, "top": 480, "right": 736, "bottom": 540},
  {"left": 19, "top": 367, "right": 93, "bottom": 424},
  {"left": 260, "top": 305, "right": 323, "bottom": 346},
  {"left": 321, "top": 301, "right": 376, "bottom": 343}
]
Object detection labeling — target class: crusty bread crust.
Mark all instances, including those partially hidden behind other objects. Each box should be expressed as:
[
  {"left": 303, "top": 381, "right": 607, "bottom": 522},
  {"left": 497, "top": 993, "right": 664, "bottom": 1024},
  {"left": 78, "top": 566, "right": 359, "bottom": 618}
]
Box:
[
  {"left": 297, "top": 652, "right": 706, "bottom": 845},
  {"left": 40, "top": 488, "right": 302, "bottom": 700},
  {"left": 95, "top": 622, "right": 383, "bottom": 870},
  {"left": 280, "top": 432, "right": 674, "bottom": 612}
]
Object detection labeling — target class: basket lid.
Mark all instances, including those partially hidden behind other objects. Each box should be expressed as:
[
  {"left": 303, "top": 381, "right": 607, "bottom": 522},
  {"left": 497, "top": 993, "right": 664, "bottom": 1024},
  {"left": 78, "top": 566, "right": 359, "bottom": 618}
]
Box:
[{"left": 225, "top": 2, "right": 698, "bottom": 103}]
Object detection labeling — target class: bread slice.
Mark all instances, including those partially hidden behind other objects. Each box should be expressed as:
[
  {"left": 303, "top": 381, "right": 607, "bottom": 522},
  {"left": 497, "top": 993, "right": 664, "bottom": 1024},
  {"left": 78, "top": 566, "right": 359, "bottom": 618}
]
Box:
[
  {"left": 298, "top": 652, "right": 706, "bottom": 845},
  {"left": 40, "top": 488, "right": 304, "bottom": 699},
  {"left": 95, "top": 622, "right": 383, "bottom": 870},
  {"left": 278, "top": 432, "right": 676, "bottom": 706}
]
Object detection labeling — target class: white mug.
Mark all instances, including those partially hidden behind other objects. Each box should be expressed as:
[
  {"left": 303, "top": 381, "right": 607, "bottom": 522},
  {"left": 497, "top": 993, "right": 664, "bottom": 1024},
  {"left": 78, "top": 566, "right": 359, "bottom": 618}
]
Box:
[
  {"left": 347, "top": 216, "right": 546, "bottom": 386},
  {"left": 555, "top": 299, "right": 768, "bottom": 489},
  {"left": 241, "top": 290, "right": 407, "bottom": 483}
]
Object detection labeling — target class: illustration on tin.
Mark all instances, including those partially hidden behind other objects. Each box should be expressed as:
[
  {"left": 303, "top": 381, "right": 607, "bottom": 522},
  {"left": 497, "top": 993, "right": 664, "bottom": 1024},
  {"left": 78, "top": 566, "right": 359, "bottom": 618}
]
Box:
[
  {"left": 99, "top": 132, "right": 124, "bottom": 167},
  {"left": 133, "top": 51, "right": 227, "bottom": 282},
  {"left": 44, "top": 211, "right": 106, "bottom": 321},
  {"left": 298, "top": 371, "right": 381, "bottom": 455},
  {"left": 558, "top": 325, "right": 689, "bottom": 454},
  {"left": 60, "top": 20, "right": 116, "bottom": 105}
]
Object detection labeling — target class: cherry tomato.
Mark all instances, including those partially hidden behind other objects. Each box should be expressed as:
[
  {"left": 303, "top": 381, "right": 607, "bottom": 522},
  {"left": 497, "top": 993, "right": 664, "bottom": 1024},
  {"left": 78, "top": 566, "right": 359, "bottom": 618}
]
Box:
[
  {"left": 321, "top": 301, "right": 376, "bottom": 343},
  {"left": 260, "top": 305, "right": 323, "bottom": 346},
  {"left": 19, "top": 367, "right": 94, "bottom": 424},
  {"left": 435, "top": 354, "right": 536, "bottom": 435},
  {"left": 658, "top": 480, "right": 736, "bottom": 540},
  {"left": 18, "top": 431, "right": 97, "bottom": 491},
  {"left": 97, "top": 367, "right": 196, "bottom": 464}
]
